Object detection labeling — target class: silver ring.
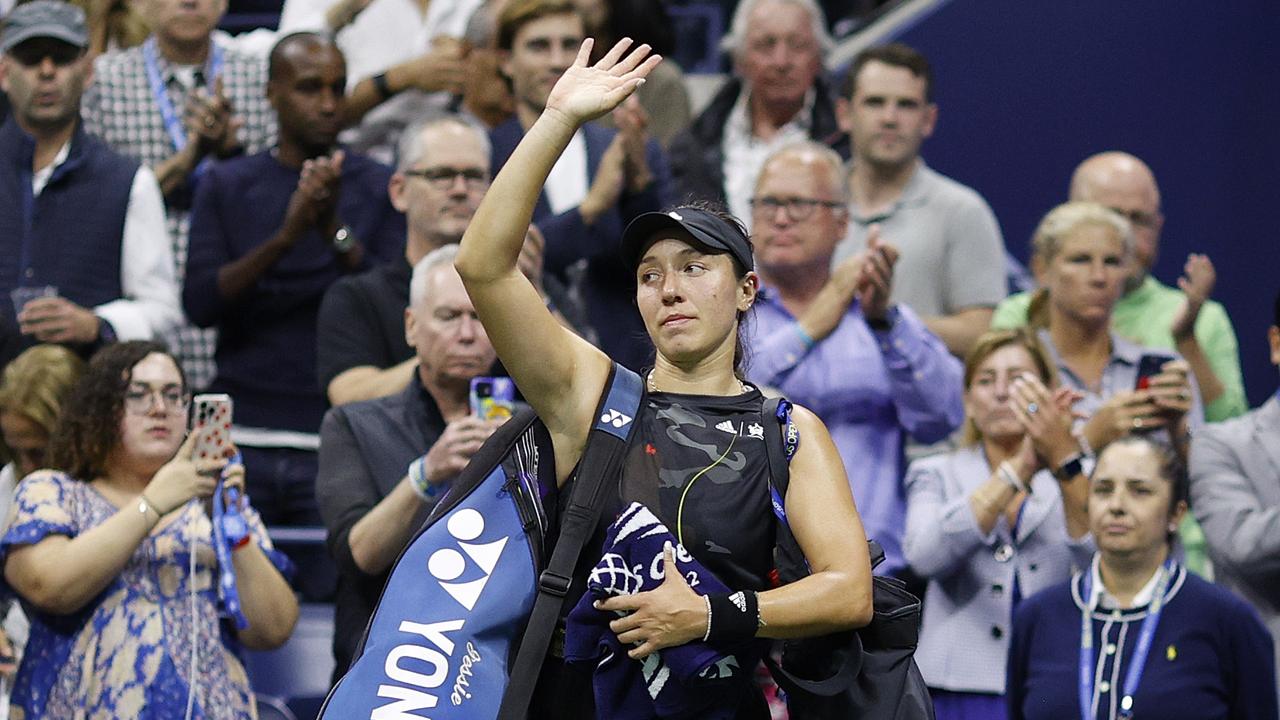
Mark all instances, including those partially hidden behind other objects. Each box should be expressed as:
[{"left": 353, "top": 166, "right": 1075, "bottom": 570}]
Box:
[
  {"left": 1026, "top": 402, "right": 1039, "bottom": 415},
  {"left": 1132, "top": 417, "right": 1143, "bottom": 429}
]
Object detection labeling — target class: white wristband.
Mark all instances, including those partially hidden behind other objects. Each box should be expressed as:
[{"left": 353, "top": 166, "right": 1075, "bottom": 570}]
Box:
[{"left": 407, "top": 455, "right": 443, "bottom": 501}]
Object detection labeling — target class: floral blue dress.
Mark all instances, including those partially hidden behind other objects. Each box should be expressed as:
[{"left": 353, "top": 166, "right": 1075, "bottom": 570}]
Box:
[{"left": 0, "top": 471, "right": 291, "bottom": 719}]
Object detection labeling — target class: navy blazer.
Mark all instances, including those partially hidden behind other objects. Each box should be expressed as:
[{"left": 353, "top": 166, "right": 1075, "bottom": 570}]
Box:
[{"left": 489, "top": 118, "right": 673, "bottom": 372}]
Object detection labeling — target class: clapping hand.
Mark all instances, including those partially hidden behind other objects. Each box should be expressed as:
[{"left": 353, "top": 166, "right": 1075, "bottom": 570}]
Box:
[
  {"left": 1170, "top": 253, "right": 1215, "bottom": 341},
  {"left": 404, "top": 37, "right": 468, "bottom": 95},
  {"left": 185, "top": 77, "right": 242, "bottom": 158},
  {"left": 543, "top": 38, "right": 661, "bottom": 132},
  {"left": 1009, "top": 374, "right": 1083, "bottom": 470},
  {"left": 856, "top": 225, "right": 899, "bottom": 322},
  {"left": 284, "top": 150, "right": 345, "bottom": 236}
]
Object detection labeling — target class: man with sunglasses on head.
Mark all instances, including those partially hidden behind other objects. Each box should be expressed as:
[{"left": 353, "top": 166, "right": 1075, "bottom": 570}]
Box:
[
  {"left": 182, "top": 32, "right": 403, "bottom": 598},
  {"left": 748, "top": 141, "right": 963, "bottom": 579},
  {"left": 0, "top": 0, "right": 181, "bottom": 370},
  {"left": 993, "top": 151, "right": 1246, "bottom": 424}
]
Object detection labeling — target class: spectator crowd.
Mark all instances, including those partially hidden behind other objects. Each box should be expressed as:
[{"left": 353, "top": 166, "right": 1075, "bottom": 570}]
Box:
[{"left": 0, "top": 0, "right": 1274, "bottom": 717}]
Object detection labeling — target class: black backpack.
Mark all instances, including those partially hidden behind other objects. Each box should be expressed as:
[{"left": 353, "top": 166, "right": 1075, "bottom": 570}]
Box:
[{"left": 760, "top": 397, "right": 936, "bottom": 720}]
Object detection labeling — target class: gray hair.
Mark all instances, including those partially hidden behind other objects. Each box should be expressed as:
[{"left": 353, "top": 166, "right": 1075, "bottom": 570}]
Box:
[
  {"left": 409, "top": 244, "right": 461, "bottom": 308},
  {"left": 396, "top": 113, "right": 492, "bottom": 172},
  {"left": 463, "top": 2, "right": 497, "bottom": 47},
  {"left": 760, "top": 139, "right": 850, "bottom": 201},
  {"left": 720, "top": 0, "right": 833, "bottom": 60}
]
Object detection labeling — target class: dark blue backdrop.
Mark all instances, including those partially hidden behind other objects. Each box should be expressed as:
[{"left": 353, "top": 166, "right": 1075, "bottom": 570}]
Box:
[{"left": 879, "top": 0, "right": 1280, "bottom": 405}]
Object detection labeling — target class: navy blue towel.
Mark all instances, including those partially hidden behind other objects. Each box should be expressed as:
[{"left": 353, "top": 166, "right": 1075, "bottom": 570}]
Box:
[{"left": 565, "top": 502, "right": 762, "bottom": 719}]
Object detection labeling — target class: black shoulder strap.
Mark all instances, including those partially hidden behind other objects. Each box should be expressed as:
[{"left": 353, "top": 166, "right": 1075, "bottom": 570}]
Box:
[
  {"left": 498, "top": 363, "right": 644, "bottom": 720},
  {"left": 761, "top": 396, "right": 790, "bottom": 499}
]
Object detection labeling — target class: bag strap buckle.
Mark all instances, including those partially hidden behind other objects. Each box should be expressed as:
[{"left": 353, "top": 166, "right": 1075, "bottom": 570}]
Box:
[{"left": 538, "top": 569, "right": 572, "bottom": 597}]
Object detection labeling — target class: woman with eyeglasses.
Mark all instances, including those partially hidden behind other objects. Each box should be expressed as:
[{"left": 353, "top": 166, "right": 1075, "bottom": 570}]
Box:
[
  {"left": 0, "top": 342, "right": 298, "bottom": 719},
  {"left": 1007, "top": 436, "right": 1277, "bottom": 719}
]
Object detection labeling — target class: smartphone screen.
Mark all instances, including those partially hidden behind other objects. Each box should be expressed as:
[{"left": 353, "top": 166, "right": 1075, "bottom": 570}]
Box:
[
  {"left": 1134, "top": 354, "right": 1173, "bottom": 391},
  {"left": 192, "top": 393, "right": 234, "bottom": 461},
  {"left": 469, "top": 377, "right": 515, "bottom": 421}
]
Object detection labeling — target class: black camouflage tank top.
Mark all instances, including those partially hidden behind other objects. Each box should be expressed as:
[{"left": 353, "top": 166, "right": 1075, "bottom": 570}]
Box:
[{"left": 609, "top": 385, "right": 776, "bottom": 593}]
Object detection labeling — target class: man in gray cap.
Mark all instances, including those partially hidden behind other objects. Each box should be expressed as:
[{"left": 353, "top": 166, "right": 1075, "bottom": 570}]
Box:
[{"left": 0, "top": 0, "right": 181, "bottom": 368}]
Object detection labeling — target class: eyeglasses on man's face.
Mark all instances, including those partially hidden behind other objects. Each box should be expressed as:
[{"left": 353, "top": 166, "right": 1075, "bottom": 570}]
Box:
[
  {"left": 750, "top": 195, "right": 845, "bottom": 222},
  {"left": 403, "top": 166, "right": 489, "bottom": 191}
]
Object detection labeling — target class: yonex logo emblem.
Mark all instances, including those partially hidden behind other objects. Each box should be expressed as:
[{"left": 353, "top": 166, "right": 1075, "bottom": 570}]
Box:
[
  {"left": 427, "top": 508, "right": 508, "bottom": 611},
  {"left": 600, "top": 409, "right": 632, "bottom": 428}
]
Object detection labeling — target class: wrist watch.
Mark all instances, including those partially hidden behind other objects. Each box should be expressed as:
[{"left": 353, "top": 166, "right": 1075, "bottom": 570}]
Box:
[
  {"left": 1052, "top": 452, "right": 1087, "bottom": 482},
  {"left": 331, "top": 225, "right": 357, "bottom": 253}
]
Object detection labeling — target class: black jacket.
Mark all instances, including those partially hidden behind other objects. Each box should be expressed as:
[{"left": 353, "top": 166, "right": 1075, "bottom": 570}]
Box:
[{"left": 667, "top": 77, "right": 848, "bottom": 206}]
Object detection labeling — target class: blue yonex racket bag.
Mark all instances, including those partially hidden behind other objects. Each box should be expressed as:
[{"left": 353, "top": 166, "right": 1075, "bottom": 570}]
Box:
[{"left": 319, "top": 364, "right": 643, "bottom": 720}]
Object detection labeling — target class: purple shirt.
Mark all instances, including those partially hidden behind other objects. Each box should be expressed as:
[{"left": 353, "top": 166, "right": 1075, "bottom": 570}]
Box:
[{"left": 747, "top": 290, "right": 964, "bottom": 574}]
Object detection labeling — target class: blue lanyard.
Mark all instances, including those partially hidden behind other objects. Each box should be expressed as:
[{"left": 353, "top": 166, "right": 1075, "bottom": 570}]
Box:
[
  {"left": 211, "top": 453, "right": 250, "bottom": 629},
  {"left": 1078, "top": 558, "right": 1174, "bottom": 720},
  {"left": 766, "top": 399, "right": 797, "bottom": 524},
  {"left": 142, "top": 37, "right": 224, "bottom": 153}
]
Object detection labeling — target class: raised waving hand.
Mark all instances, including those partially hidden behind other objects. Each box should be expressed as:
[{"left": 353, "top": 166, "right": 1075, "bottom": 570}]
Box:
[{"left": 543, "top": 38, "right": 662, "bottom": 130}]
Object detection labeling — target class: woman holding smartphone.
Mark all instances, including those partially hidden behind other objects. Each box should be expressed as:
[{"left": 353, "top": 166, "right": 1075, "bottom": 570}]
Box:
[
  {"left": 1013, "top": 202, "right": 1199, "bottom": 456},
  {"left": 0, "top": 341, "right": 298, "bottom": 719}
]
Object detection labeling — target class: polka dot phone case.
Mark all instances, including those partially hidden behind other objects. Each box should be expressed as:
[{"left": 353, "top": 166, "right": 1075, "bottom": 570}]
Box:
[{"left": 192, "top": 393, "right": 234, "bottom": 461}]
